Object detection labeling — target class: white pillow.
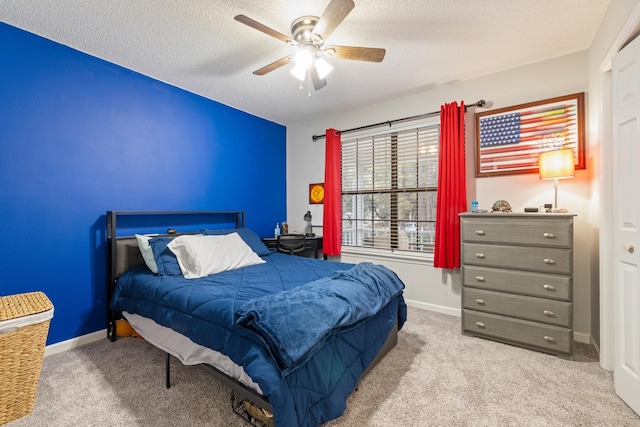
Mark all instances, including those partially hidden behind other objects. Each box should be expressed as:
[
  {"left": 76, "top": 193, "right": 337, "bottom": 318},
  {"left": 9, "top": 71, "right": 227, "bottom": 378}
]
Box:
[
  {"left": 167, "top": 233, "right": 265, "bottom": 279},
  {"left": 135, "top": 234, "right": 159, "bottom": 274}
]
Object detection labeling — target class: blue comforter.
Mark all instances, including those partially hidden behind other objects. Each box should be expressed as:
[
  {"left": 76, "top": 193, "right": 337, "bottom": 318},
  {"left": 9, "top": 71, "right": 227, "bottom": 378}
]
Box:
[
  {"left": 236, "top": 262, "right": 405, "bottom": 374},
  {"left": 110, "top": 252, "right": 407, "bottom": 426}
]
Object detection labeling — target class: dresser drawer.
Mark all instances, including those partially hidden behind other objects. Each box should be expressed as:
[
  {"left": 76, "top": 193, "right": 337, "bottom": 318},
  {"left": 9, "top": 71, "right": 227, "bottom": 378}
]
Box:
[
  {"left": 463, "top": 309, "right": 572, "bottom": 355},
  {"left": 463, "top": 265, "right": 571, "bottom": 301},
  {"left": 463, "top": 288, "right": 572, "bottom": 327},
  {"left": 461, "top": 216, "right": 572, "bottom": 247},
  {"left": 462, "top": 243, "right": 572, "bottom": 274}
]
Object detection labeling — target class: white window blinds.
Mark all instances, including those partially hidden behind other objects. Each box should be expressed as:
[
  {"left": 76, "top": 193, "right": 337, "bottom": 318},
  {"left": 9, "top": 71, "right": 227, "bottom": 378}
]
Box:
[{"left": 341, "top": 123, "right": 440, "bottom": 252}]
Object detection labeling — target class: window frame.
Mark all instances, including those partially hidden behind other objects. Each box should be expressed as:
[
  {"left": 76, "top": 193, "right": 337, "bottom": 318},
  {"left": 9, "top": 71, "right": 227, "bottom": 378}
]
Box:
[{"left": 340, "top": 118, "right": 440, "bottom": 257}]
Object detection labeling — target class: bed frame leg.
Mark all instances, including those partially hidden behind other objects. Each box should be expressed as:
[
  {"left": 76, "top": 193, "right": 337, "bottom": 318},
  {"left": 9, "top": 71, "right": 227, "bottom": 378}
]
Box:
[{"left": 166, "top": 353, "right": 171, "bottom": 389}]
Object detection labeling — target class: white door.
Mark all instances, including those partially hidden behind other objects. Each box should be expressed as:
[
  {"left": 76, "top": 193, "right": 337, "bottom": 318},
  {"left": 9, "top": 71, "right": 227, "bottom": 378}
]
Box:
[{"left": 612, "top": 33, "right": 640, "bottom": 416}]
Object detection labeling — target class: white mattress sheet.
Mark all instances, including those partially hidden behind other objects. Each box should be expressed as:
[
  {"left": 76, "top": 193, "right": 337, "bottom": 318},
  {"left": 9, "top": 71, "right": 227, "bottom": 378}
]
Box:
[{"left": 123, "top": 311, "right": 263, "bottom": 395}]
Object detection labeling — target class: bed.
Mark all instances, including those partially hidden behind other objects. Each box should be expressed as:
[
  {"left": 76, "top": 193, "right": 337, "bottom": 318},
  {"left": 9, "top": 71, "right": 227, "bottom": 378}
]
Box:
[{"left": 107, "top": 211, "right": 407, "bottom": 426}]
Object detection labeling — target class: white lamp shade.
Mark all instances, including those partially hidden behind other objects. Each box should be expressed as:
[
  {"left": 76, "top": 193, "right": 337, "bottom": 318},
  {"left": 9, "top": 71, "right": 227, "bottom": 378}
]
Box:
[
  {"left": 539, "top": 148, "right": 575, "bottom": 180},
  {"left": 290, "top": 63, "right": 307, "bottom": 81},
  {"left": 314, "top": 57, "right": 333, "bottom": 79},
  {"left": 294, "top": 48, "right": 313, "bottom": 69}
]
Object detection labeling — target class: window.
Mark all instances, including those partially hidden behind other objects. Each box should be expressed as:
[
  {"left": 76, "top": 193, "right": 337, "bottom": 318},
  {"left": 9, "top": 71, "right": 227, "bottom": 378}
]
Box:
[{"left": 341, "top": 122, "right": 439, "bottom": 253}]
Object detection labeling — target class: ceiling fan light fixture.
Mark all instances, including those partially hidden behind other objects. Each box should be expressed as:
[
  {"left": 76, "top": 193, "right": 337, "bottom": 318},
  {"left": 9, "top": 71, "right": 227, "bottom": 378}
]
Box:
[
  {"left": 236, "top": 0, "right": 384, "bottom": 92},
  {"left": 324, "top": 47, "right": 336, "bottom": 57},
  {"left": 294, "top": 48, "right": 314, "bottom": 69},
  {"left": 315, "top": 57, "right": 333, "bottom": 79},
  {"left": 290, "top": 63, "right": 307, "bottom": 81}
]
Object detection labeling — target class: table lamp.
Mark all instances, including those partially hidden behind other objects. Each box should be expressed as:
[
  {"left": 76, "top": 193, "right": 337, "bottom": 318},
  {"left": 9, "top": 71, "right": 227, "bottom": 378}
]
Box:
[
  {"left": 304, "top": 210, "right": 314, "bottom": 237},
  {"left": 538, "top": 148, "right": 575, "bottom": 213}
]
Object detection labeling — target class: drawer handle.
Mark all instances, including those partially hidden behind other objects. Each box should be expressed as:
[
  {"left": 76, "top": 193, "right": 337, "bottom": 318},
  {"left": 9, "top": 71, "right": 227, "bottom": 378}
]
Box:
[
  {"left": 475, "top": 276, "right": 485, "bottom": 282},
  {"left": 475, "top": 230, "right": 485, "bottom": 235},
  {"left": 475, "top": 253, "right": 485, "bottom": 259},
  {"left": 543, "top": 284, "right": 556, "bottom": 291},
  {"left": 542, "top": 232, "right": 555, "bottom": 238},
  {"left": 543, "top": 258, "right": 555, "bottom": 264},
  {"left": 543, "top": 310, "right": 555, "bottom": 317},
  {"left": 543, "top": 336, "right": 555, "bottom": 342},
  {"left": 475, "top": 299, "right": 485, "bottom": 305},
  {"left": 475, "top": 322, "right": 486, "bottom": 328}
]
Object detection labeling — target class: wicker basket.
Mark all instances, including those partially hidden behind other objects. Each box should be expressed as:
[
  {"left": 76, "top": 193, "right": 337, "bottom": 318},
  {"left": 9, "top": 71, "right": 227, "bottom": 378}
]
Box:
[{"left": 0, "top": 292, "right": 53, "bottom": 425}]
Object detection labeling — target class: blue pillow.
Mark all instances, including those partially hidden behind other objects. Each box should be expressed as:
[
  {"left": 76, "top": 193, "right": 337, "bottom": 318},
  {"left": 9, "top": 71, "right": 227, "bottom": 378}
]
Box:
[
  {"left": 149, "top": 237, "right": 183, "bottom": 276},
  {"left": 200, "top": 228, "right": 272, "bottom": 256}
]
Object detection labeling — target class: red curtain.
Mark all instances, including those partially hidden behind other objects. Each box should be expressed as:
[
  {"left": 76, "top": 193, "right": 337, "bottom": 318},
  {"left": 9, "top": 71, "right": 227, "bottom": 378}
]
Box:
[
  {"left": 323, "top": 128, "right": 342, "bottom": 256},
  {"left": 434, "top": 101, "right": 466, "bottom": 269}
]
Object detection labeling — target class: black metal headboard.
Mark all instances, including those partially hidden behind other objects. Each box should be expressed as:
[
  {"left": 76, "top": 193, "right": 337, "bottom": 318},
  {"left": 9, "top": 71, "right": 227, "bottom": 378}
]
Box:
[{"left": 106, "top": 210, "right": 245, "bottom": 341}]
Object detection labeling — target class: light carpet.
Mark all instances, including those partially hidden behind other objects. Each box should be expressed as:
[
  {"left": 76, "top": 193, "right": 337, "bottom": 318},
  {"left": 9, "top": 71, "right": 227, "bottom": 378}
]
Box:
[{"left": 6, "top": 307, "right": 640, "bottom": 426}]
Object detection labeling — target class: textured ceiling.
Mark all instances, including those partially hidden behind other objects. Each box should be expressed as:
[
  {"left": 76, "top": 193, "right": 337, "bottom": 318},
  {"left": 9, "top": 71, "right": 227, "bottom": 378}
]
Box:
[{"left": 0, "top": 0, "right": 611, "bottom": 126}]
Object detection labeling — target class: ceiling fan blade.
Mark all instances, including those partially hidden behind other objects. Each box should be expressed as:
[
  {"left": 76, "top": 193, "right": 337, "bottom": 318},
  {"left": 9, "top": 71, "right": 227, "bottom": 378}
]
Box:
[
  {"left": 325, "top": 45, "right": 386, "bottom": 62},
  {"left": 253, "top": 56, "right": 293, "bottom": 75},
  {"left": 310, "top": 65, "right": 327, "bottom": 90},
  {"left": 235, "top": 15, "right": 294, "bottom": 45},
  {"left": 312, "top": 0, "right": 355, "bottom": 41}
]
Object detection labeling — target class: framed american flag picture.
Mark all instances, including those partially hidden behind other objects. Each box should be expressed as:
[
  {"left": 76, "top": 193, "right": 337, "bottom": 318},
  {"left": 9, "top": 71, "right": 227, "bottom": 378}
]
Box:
[{"left": 475, "top": 92, "right": 585, "bottom": 177}]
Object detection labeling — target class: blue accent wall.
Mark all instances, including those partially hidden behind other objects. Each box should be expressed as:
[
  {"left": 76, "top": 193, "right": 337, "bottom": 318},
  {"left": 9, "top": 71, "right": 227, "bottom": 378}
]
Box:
[{"left": 0, "top": 23, "right": 286, "bottom": 345}]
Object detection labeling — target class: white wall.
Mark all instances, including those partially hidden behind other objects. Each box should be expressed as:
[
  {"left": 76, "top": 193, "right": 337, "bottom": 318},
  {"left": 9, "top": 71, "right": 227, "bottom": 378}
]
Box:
[{"left": 287, "top": 50, "right": 593, "bottom": 341}]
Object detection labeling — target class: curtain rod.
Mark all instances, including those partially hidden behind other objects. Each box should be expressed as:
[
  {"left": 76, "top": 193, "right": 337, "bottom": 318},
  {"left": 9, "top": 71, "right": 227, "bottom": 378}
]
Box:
[{"left": 311, "top": 99, "right": 486, "bottom": 141}]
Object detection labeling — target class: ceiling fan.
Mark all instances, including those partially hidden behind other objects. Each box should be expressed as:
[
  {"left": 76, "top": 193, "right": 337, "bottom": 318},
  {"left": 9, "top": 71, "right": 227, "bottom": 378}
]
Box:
[{"left": 234, "top": 0, "right": 386, "bottom": 91}]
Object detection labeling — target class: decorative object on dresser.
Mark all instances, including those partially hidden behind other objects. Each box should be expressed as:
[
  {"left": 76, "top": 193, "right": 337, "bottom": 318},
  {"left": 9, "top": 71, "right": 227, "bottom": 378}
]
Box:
[
  {"left": 490, "top": 200, "right": 512, "bottom": 213},
  {"left": 460, "top": 212, "right": 575, "bottom": 358}
]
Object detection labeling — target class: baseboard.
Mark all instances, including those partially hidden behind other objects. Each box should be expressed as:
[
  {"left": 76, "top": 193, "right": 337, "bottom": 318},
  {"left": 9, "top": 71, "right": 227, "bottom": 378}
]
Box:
[
  {"left": 44, "top": 329, "right": 106, "bottom": 357},
  {"left": 404, "top": 299, "right": 461, "bottom": 317},
  {"left": 573, "top": 331, "right": 591, "bottom": 345}
]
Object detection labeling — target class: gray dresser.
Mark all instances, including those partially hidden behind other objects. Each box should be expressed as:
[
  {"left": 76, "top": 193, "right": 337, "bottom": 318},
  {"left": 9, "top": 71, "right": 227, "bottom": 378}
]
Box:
[{"left": 460, "top": 213, "right": 574, "bottom": 358}]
